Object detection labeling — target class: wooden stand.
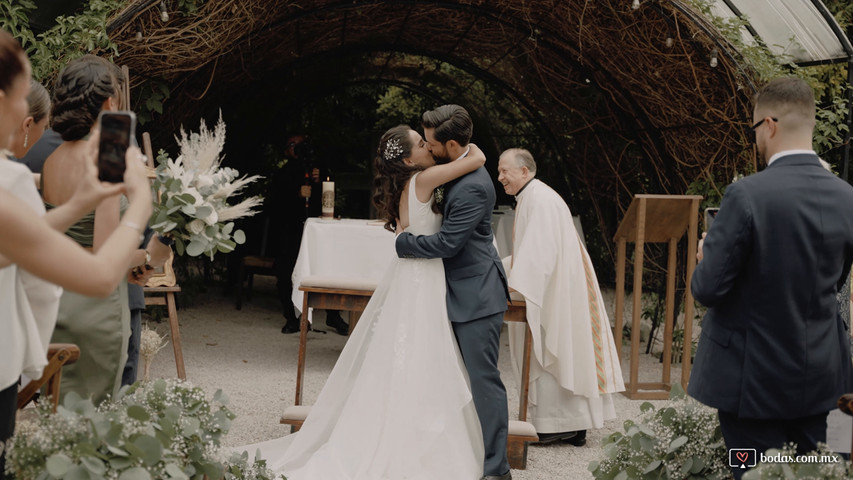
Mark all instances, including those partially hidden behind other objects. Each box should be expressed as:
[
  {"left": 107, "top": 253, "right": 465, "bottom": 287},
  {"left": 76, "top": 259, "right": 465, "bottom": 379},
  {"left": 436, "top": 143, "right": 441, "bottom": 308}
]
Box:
[
  {"left": 613, "top": 194, "right": 702, "bottom": 399},
  {"left": 141, "top": 132, "right": 185, "bottom": 380},
  {"left": 503, "top": 299, "right": 539, "bottom": 469},
  {"left": 143, "top": 286, "right": 186, "bottom": 380}
]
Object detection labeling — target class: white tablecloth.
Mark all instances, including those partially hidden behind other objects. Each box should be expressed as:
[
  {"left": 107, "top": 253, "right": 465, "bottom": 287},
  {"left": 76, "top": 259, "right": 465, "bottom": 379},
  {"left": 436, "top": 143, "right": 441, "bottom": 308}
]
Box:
[{"left": 291, "top": 218, "right": 396, "bottom": 319}]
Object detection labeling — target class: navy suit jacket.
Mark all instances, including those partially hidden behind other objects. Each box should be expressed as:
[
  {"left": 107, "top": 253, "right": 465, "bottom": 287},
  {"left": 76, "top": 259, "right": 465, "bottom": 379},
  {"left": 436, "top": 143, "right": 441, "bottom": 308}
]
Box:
[
  {"left": 688, "top": 153, "right": 853, "bottom": 419},
  {"left": 396, "top": 166, "right": 509, "bottom": 323}
]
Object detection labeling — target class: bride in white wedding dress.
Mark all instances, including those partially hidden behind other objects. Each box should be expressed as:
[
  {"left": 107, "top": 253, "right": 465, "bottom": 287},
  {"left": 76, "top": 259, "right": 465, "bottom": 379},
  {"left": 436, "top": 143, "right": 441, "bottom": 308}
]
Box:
[{"left": 238, "top": 125, "right": 488, "bottom": 479}]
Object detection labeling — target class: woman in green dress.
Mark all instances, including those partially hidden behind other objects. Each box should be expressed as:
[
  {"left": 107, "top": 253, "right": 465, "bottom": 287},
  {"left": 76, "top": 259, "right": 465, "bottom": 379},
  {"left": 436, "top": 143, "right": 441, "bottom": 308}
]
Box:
[{"left": 42, "top": 55, "right": 151, "bottom": 405}]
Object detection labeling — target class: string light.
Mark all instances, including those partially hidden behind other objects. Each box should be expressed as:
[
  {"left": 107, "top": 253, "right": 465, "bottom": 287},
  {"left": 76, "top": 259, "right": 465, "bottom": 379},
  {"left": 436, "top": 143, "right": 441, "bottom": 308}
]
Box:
[
  {"left": 136, "top": 25, "right": 143, "bottom": 42},
  {"left": 632, "top": 0, "right": 640, "bottom": 10},
  {"left": 710, "top": 48, "right": 719, "bottom": 68},
  {"left": 160, "top": 1, "right": 169, "bottom": 22},
  {"left": 666, "top": 37, "right": 674, "bottom": 48}
]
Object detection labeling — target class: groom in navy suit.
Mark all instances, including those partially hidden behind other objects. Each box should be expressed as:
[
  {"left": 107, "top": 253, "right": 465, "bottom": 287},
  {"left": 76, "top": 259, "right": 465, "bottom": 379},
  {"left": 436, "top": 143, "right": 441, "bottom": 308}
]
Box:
[
  {"left": 688, "top": 77, "right": 853, "bottom": 479},
  {"left": 396, "top": 105, "right": 512, "bottom": 480}
]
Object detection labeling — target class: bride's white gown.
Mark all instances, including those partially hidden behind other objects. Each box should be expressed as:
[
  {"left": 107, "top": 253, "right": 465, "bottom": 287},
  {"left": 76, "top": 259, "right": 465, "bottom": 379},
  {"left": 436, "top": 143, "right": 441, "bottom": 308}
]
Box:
[{"left": 240, "top": 173, "right": 484, "bottom": 479}]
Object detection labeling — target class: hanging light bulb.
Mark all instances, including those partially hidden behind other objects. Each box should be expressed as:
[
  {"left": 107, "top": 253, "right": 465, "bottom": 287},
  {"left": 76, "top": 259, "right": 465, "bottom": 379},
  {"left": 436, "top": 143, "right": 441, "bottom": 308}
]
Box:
[
  {"left": 632, "top": 0, "right": 640, "bottom": 10},
  {"left": 136, "top": 28, "right": 143, "bottom": 42},
  {"left": 710, "top": 48, "right": 719, "bottom": 68},
  {"left": 160, "top": 1, "right": 169, "bottom": 22},
  {"left": 665, "top": 37, "right": 674, "bottom": 48}
]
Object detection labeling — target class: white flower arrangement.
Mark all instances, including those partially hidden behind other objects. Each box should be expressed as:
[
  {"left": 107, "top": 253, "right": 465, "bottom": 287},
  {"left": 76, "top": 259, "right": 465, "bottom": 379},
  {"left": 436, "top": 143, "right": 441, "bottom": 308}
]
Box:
[{"left": 150, "top": 112, "right": 263, "bottom": 259}]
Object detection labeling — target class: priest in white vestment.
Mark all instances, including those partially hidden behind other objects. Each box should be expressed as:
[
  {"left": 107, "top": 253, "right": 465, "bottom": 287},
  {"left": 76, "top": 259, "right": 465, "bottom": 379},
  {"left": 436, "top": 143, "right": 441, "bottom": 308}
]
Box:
[{"left": 496, "top": 148, "right": 624, "bottom": 444}]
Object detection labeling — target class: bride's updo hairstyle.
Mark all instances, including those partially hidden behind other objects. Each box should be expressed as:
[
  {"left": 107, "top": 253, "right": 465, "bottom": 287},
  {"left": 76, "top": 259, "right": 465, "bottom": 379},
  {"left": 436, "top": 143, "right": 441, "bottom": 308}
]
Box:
[
  {"left": 372, "top": 125, "right": 419, "bottom": 233},
  {"left": 51, "top": 55, "right": 116, "bottom": 141}
]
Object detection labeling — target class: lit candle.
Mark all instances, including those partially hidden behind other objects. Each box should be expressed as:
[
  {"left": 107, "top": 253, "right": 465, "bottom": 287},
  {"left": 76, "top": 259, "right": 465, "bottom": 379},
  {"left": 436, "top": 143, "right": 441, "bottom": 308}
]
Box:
[{"left": 322, "top": 177, "right": 334, "bottom": 218}]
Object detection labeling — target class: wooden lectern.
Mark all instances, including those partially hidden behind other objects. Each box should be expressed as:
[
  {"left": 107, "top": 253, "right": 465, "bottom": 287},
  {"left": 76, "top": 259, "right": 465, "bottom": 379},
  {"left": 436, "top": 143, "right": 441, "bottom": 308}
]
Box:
[{"left": 613, "top": 194, "right": 702, "bottom": 399}]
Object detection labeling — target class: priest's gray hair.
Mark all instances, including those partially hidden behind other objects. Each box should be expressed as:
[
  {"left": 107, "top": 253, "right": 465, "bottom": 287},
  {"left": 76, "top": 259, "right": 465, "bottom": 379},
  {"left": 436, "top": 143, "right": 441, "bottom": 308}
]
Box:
[{"left": 503, "top": 148, "right": 537, "bottom": 175}]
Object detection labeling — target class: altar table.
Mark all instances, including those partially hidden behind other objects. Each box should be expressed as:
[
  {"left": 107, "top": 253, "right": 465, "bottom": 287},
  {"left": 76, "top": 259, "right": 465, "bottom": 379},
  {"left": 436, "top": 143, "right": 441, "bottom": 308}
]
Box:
[{"left": 290, "top": 218, "right": 395, "bottom": 322}]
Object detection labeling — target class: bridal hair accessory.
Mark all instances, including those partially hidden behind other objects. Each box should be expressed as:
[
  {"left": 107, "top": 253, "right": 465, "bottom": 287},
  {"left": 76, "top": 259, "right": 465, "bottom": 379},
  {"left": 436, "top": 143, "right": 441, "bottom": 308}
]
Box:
[{"left": 383, "top": 138, "right": 404, "bottom": 161}]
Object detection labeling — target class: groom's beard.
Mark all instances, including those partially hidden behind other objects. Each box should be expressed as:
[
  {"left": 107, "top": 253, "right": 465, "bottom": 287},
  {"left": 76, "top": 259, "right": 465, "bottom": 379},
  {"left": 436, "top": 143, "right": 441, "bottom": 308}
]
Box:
[{"left": 432, "top": 152, "right": 452, "bottom": 165}]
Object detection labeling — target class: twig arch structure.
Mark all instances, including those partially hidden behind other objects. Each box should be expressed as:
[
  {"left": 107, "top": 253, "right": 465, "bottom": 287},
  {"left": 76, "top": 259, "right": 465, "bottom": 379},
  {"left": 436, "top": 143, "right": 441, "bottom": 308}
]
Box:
[{"left": 106, "top": 0, "right": 770, "bottom": 275}]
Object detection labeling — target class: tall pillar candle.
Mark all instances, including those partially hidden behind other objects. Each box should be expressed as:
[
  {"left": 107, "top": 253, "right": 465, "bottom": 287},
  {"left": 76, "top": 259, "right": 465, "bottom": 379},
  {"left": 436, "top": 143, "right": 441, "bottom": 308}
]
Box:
[{"left": 322, "top": 178, "right": 335, "bottom": 218}]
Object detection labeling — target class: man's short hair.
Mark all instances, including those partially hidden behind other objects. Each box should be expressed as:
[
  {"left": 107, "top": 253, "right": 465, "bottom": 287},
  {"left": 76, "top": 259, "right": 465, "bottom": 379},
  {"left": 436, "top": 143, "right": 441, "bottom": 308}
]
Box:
[
  {"left": 754, "top": 77, "right": 816, "bottom": 126},
  {"left": 422, "top": 104, "right": 472, "bottom": 146},
  {"left": 503, "top": 148, "right": 537, "bottom": 175}
]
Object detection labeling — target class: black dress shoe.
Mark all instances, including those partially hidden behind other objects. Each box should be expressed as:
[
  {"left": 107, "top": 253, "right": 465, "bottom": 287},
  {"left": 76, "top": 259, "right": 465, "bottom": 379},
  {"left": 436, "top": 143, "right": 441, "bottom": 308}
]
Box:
[
  {"left": 481, "top": 471, "right": 511, "bottom": 480},
  {"left": 563, "top": 430, "right": 586, "bottom": 446},
  {"left": 533, "top": 431, "right": 577, "bottom": 444},
  {"left": 325, "top": 311, "right": 349, "bottom": 336},
  {"left": 280, "top": 318, "right": 300, "bottom": 334}
]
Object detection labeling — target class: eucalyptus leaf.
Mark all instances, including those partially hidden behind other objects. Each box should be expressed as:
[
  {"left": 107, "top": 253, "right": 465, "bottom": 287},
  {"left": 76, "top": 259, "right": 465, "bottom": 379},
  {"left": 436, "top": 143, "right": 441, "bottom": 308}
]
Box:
[
  {"left": 108, "top": 456, "right": 133, "bottom": 470},
  {"left": 183, "top": 416, "right": 201, "bottom": 435},
  {"left": 81, "top": 455, "right": 106, "bottom": 475},
  {"left": 186, "top": 240, "right": 206, "bottom": 257},
  {"left": 64, "top": 465, "right": 91, "bottom": 480},
  {"left": 667, "top": 435, "right": 688, "bottom": 454},
  {"left": 118, "top": 467, "right": 152, "bottom": 480},
  {"left": 164, "top": 463, "right": 189, "bottom": 479},
  {"left": 127, "top": 405, "right": 151, "bottom": 422},
  {"left": 46, "top": 453, "right": 74, "bottom": 477},
  {"left": 233, "top": 229, "right": 246, "bottom": 244},
  {"left": 642, "top": 459, "right": 661, "bottom": 474},
  {"left": 132, "top": 436, "right": 163, "bottom": 466},
  {"left": 106, "top": 445, "right": 129, "bottom": 457}
]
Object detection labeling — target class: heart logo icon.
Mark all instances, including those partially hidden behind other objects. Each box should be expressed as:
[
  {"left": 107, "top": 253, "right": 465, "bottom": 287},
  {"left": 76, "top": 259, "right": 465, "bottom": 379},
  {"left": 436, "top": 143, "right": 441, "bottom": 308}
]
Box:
[{"left": 736, "top": 451, "right": 749, "bottom": 463}]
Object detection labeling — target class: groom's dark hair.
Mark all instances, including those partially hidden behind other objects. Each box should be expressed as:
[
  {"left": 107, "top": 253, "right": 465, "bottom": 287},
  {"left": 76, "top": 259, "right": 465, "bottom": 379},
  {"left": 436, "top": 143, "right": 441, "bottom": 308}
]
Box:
[{"left": 422, "top": 104, "right": 472, "bottom": 146}]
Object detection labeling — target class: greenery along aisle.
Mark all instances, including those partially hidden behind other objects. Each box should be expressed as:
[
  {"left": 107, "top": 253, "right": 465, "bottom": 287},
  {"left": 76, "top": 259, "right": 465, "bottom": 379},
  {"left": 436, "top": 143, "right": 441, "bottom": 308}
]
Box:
[
  {"left": 6, "top": 379, "right": 284, "bottom": 480},
  {"left": 589, "top": 384, "right": 852, "bottom": 480}
]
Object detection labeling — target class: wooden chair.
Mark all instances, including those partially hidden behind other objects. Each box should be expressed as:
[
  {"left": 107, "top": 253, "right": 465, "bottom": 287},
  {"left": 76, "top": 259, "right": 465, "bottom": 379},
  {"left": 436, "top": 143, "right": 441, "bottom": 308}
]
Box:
[
  {"left": 235, "top": 216, "right": 275, "bottom": 309},
  {"left": 235, "top": 255, "right": 275, "bottom": 309},
  {"left": 17, "top": 343, "right": 80, "bottom": 412}
]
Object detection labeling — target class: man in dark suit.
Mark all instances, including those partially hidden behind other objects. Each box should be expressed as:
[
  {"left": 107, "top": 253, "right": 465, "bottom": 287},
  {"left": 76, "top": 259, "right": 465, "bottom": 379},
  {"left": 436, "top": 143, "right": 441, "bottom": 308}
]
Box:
[
  {"left": 396, "top": 105, "right": 512, "bottom": 480},
  {"left": 688, "top": 77, "right": 853, "bottom": 479}
]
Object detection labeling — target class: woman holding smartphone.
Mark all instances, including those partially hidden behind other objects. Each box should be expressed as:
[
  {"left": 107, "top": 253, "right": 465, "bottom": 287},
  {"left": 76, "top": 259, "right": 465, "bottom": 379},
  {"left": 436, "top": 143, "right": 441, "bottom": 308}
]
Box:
[
  {"left": 0, "top": 29, "right": 152, "bottom": 475},
  {"left": 40, "top": 55, "right": 149, "bottom": 405}
]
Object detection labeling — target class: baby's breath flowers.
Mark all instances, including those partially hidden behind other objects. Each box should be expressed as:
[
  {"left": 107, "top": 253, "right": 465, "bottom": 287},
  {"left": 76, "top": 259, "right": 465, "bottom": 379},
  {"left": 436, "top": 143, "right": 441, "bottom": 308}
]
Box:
[
  {"left": 139, "top": 324, "right": 168, "bottom": 381},
  {"left": 590, "top": 385, "right": 729, "bottom": 479},
  {"left": 5, "top": 380, "right": 282, "bottom": 479}
]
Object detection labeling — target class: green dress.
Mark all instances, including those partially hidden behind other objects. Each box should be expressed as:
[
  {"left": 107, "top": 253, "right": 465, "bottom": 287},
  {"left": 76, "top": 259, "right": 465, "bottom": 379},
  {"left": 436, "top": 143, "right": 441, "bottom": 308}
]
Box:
[{"left": 47, "top": 199, "right": 131, "bottom": 406}]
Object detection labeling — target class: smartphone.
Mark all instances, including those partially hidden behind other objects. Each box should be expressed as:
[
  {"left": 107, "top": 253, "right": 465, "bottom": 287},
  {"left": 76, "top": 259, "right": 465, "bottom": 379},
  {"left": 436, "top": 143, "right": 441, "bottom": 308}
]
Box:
[
  {"left": 704, "top": 207, "right": 719, "bottom": 232},
  {"left": 97, "top": 111, "right": 136, "bottom": 182}
]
